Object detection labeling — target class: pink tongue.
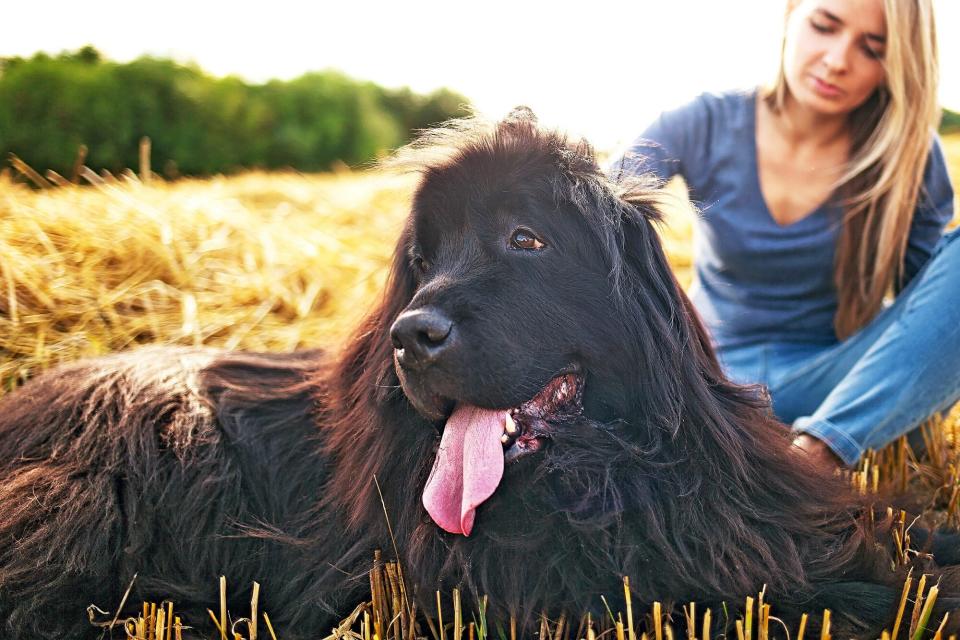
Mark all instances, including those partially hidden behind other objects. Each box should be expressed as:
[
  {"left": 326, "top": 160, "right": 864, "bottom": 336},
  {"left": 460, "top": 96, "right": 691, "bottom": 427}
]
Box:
[{"left": 422, "top": 404, "right": 507, "bottom": 536}]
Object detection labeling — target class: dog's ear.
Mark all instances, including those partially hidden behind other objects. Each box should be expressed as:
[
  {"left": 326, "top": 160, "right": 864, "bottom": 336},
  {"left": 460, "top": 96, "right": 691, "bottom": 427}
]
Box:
[
  {"left": 334, "top": 222, "right": 419, "bottom": 406},
  {"left": 617, "top": 200, "right": 726, "bottom": 381},
  {"left": 618, "top": 200, "right": 667, "bottom": 281},
  {"left": 504, "top": 105, "right": 537, "bottom": 124},
  {"left": 382, "top": 222, "right": 419, "bottom": 321}
]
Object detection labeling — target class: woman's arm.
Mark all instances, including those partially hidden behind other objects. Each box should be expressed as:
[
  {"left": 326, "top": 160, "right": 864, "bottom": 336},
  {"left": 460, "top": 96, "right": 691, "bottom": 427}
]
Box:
[
  {"left": 900, "top": 135, "right": 956, "bottom": 290},
  {"left": 608, "top": 94, "right": 715, "bottom": 185}
]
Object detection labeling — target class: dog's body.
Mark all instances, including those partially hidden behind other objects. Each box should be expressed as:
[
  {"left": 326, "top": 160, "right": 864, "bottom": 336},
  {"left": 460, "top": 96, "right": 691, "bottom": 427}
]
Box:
[{"left": 1, "top": 113, "right": 959, "bottom": 638}]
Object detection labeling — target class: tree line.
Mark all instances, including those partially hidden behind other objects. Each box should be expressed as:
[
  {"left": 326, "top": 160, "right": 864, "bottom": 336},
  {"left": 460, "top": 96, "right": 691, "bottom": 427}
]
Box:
[
  {"left": 0, "top": 46, "right": 471, "bottom": 177},
  {"left": 1, "top": 47, "right": 957, "bottom": 179},
  {"left": 942, "top": 108, "right": 960, "bottom": 134}
]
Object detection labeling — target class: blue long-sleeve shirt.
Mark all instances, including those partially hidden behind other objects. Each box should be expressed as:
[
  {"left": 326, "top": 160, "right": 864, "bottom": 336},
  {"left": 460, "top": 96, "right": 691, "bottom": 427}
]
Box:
[{"left": 611, "top": 89, "right": 956, "bottom": 349}]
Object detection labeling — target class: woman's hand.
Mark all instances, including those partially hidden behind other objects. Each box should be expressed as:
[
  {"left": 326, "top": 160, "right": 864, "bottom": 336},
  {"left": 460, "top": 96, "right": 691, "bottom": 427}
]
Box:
[{"left": 792, "top": 433, "right": 844, "bottom": 468}]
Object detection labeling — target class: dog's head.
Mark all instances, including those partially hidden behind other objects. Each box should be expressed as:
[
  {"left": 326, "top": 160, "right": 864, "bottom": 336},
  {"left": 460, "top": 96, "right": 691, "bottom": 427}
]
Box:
[{"left": 381, "top": 109, "right": 705, "bottom": 536}]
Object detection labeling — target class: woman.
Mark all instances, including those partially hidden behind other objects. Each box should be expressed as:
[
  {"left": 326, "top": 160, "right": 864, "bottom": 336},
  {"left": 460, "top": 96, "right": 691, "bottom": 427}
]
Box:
[{"left": 612, "top": 0, "right": 957, "bottom": 467}]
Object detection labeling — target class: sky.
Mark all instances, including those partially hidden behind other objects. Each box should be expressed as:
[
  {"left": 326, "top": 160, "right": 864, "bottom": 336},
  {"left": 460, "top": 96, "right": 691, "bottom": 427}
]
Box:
[{"left": 2, "top": 0, "right": 957, "bottom": 152}]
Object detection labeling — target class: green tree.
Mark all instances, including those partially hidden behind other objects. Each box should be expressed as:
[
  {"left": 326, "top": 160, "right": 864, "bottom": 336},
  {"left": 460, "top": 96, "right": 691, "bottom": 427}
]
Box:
[
  {"left": 941, "top": 108, "right": 960, "bottom": 135},
  {"left": 0, "top": 47, "right": 472, "bottom": 177}
]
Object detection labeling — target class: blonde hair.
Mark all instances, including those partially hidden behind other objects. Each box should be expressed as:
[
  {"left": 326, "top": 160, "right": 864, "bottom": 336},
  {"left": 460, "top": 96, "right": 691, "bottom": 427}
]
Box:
[{"left": 765, "top": 0, "right": 941, "bottom": 339}]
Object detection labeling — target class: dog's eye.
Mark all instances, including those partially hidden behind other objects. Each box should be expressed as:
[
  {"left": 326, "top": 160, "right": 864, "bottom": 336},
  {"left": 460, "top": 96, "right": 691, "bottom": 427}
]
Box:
[
  {"left": 509, "top": 228, "right": 546, "bottom": 251},
  {"left": 412, "top": 256, "right": 430, "bottom": 275}
]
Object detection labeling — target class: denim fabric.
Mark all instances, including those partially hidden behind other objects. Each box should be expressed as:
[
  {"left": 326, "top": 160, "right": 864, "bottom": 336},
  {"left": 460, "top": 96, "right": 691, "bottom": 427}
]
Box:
[{"left": 717, "top": 227, "right": 960, "bottom": 466}]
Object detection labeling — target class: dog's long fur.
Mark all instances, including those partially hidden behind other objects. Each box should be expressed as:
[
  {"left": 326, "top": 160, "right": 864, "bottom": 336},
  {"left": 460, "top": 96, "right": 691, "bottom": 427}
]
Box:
[{"left": 1, "top": 113, "right": 958, "bottom": 638}]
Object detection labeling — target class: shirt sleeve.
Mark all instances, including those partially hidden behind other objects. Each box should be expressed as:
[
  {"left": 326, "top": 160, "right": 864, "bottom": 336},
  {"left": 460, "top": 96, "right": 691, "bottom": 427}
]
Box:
[
  {"left": 608, "top": 94, "right": 713, "bottom": 185},
  {"left": 900, "top": 135, "right": 956, "bottom": 289}
]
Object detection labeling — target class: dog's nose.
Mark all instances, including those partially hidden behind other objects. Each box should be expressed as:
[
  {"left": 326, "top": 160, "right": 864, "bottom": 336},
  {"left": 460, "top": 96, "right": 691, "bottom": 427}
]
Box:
[{"left": 390, "top": 308, "right": 454, "bottom": 369}]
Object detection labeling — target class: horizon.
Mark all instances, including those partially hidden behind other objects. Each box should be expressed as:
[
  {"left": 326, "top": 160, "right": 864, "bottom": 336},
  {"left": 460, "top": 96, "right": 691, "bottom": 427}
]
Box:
[{"left": 2, "top": 0, "right": 958, "bottom": 152}]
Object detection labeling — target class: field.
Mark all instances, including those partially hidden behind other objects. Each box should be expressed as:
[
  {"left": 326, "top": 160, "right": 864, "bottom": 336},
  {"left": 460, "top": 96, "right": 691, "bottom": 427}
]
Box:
[{"left": 0, "top": 134, "right": 959, "bottom": 638}]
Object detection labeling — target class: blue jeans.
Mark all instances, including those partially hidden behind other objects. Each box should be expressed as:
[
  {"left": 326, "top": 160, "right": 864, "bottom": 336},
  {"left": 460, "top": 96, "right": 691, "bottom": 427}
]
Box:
[{"left": 717, "top": 227, "right": 960, "bottom": 466}]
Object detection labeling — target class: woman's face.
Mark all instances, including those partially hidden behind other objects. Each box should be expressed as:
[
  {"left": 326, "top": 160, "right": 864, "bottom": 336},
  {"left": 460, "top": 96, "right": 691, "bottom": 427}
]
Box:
[{"left": 783, "top": 0, "right": 888, "bottom": 116}]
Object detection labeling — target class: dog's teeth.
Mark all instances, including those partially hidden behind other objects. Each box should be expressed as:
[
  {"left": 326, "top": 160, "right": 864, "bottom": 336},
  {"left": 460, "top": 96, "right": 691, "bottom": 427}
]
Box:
[
  {"left": 501, "top": 434, "right": 511, "bottom": 445},
  {"left": 505, "top": 413, "right": 518, "bottom": 436}
]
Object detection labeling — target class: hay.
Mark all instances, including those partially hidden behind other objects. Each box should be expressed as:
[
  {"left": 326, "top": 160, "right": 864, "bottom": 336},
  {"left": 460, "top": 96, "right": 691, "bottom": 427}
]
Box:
[
  {"left": 0, "top": 168, "right": 414, "bottom": 389},
  {"left": 102, "top": 571, "right": 951, "bottom": 640}
]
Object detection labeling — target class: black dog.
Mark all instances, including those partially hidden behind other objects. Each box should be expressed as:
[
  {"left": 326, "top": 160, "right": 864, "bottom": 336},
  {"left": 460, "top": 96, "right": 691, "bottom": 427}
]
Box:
[{"left": 0, "top": 111, "right": 958, "bottom": 638}]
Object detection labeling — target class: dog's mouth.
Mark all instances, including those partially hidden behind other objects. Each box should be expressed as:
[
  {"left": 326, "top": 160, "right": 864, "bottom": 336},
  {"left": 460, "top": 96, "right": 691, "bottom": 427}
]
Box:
[
  {"left": 502, "top": 372, "right": 584, "bottom": 462},
  {"left": 421, "top": 371, "right": 584, "bottom": 537}
]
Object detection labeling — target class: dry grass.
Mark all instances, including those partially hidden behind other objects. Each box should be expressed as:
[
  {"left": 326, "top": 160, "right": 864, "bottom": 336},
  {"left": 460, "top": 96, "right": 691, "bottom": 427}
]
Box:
[
  {"left": 109, "top": 565, "right": 953, "bottom": 640},
  {"left": 0, "top": 167, "right": 416, "bottom": 389},
  {"left": 0, "top": 135, "right": 959, "bottom": 637}
]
